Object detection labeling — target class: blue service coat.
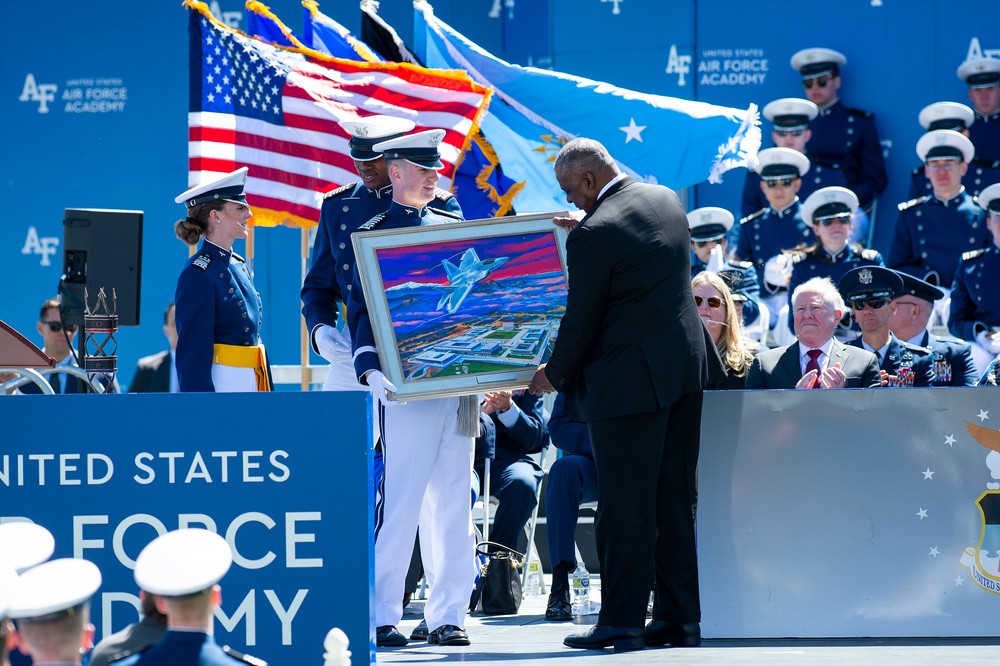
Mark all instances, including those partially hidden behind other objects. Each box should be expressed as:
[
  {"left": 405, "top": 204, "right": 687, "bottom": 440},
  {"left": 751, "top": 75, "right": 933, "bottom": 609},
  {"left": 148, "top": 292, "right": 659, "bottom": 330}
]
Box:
[
  {"left": 785, "top": 244, "right": 883, "bottom": 329},
  {"left": 848, "top": 334, "right": 934, "bottom": 387},
  {"left": 736, "top": 201, "right": 816, "bottom": 295},
  {"left": 301, "top": 182, "right": 461, "bottom": 349},
  {"left": 969, "top": 111, "right": 1000, "bottom": 162},
  {"left": 114, "top": 630, "right": 256, "bottom": 666},
  {"left": 174, "top": 240, "right": 266, "bottom": 392},
  {"left": 911, "top": 329, "right": 979, "bottom": 387},
  {"left": 808, "top": 100, "right": 887, "bottom": 209},
  {"left": 349, "top": 200, "right": 463, "bottom": 379},
  {"left": 887, "top": 190, "right": 989, "bottom": 287},
  {"left": 949, "top": 244, "right": 1000, "bottom": 341}
]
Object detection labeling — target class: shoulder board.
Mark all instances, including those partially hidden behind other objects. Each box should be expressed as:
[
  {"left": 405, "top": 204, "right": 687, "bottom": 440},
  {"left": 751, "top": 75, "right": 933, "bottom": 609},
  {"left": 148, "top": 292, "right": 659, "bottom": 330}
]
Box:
[
  {"left": 897, "top": 195, "right": 930, "bottom": 212},
  {"left": 223, "top": 645, "right": 268, "bottom": 666},
  {"left": 933, "top": 333, "right": 965, "bottom": 344},
  {"left": 433, "top": 208, "right": 463, "bottom": 221},
  {"left": 972, "top": 158, "right": 1000, "bottom": 169},
  {"left": 357, "top": 212, "right": 387, "bottom": 233},
  {"left": 845, "top": 106, "right": 873, "bottom": 118},
  {"left": 962, "top": 248, "right": 988, "bottom": 261},
  {"left": 231, "top": 252, "right": 246, "bottom": 262},
  {"left": 728, "top": 258, "right": 754, "bottom": 269},
  {"left": 900, "top": 340, "right": 931, "bottom": 354},
  {"left": 106, "top": 648, "right": 140, "bottom": 663},
  {"left": 323, "top": 182, "right": 356, "bottom": 200},
  {"left": 860, "top": 248, "right": 880, "bottom": 261},
  {"left": 433, "top": 187, "right": 455, "bottom": 201},
  {"left": 740, "top": 208, "right": 767, "bottom": 225},
  {"left": 910, "top": 166, "right": 924, "bottom": 177},
  {"left": 192, "top": 253, "right": 212, "bottom": 270}
]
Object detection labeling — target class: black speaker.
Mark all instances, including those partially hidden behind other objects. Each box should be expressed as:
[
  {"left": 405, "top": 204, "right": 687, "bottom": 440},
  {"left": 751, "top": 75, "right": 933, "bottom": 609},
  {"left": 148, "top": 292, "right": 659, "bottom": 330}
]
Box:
[{"left": 61, "top": 208, "right": 143, "bottom": 327}]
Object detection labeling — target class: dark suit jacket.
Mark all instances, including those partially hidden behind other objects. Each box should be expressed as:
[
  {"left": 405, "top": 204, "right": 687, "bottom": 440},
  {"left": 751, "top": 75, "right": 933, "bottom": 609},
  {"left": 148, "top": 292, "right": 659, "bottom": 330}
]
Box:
[
  {"left": 544, "top": 177, "right": 725, "bottom": 422},
  {"left": 847, "top": 335, "right": 934, "bottom": 387},
  {"left": 128, "top": 350, "right": 172, "bottom": 393},
  {"left": 744, "top": 339, "right": 881, "bottom": 389}
]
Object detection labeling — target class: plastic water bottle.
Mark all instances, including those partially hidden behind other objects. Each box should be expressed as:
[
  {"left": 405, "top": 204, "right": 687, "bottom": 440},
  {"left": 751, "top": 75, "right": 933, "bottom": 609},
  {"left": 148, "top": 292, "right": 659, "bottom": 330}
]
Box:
[
  {"left": 525, "top": 560, "right": 541, "bottom": 597},
  {"left": 571, "top": 562, "right": 591, "bottom": 616}
]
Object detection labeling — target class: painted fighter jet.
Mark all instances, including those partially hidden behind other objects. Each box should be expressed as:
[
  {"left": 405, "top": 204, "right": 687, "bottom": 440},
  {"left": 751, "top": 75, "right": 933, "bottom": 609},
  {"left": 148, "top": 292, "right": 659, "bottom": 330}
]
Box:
[{"left": 435, "top": 248, "right": 510, "bottom": 314}]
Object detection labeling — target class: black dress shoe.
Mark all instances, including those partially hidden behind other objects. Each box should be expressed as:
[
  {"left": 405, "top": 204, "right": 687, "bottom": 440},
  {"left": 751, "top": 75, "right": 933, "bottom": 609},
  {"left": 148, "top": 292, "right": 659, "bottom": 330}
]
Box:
[
  {"left": 376, "top": 625, "right": 408, "bottom": 647},
  {"left": 545, "top": 585, "right": 572, "bottom": 621},
  {"left": 564, "top": 624, "right": 644, "bottom": 651},
  {"left": 643, "top": 620, "right": 701, "bottom": 647},
  {"left": 427, "top": 624, "right": 470, "bottom": 646},
  {"left": 409, "top": 619, "right": 428, "bottom": 641}
]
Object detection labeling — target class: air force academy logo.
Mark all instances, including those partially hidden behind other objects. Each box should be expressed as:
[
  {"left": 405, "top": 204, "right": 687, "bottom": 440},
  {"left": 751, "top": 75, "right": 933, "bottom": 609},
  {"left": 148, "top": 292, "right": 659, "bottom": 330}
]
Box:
[
  {"left": 19, "top": 74, "right": 57, "bottom": 113},
  {"left": 960, "top": 417, "right": 1000, "bottom": 594}
]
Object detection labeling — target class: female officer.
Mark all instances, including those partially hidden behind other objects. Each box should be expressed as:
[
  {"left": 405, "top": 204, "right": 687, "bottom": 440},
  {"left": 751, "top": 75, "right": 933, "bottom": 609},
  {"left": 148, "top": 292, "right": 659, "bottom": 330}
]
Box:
[{"left": 172, "top": 167, "right": 272, "bottom": 392}]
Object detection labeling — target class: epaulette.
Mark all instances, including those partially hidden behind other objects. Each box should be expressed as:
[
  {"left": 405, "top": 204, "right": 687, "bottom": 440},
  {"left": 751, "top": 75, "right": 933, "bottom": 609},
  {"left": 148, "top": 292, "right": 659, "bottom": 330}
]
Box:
[
  {"left": 357, "top": 212, "right": 387, "bottom": 233},
  {"left": 434, "top": 208, "right": 464, "bottom": 221},
  {"left": 223, "top": 645, "right": 268, "bottom": 666},
  {"left": 729, "top": 258, "right": 754, "bottom": 270},
  {"left": 323, "top": 182, "right": 356, "bottom": 200},
  {"left": 860, "top": 248, "right": 880, "bottom": 261},
  {"left": 972, "top": 158, "right": 1000, "bottom": 169},
  {"left": 962, "top": 248, "right": 988, "bottom": 261},
  {"left": 910, "top": 166, "right": 924, "bottom": 177},
  {"left": 740, "top": 208, "right": 767, "bottom": 225},
  {"left": 232, "top": 252, "right": 246, "bottom": 262},
  {"left": 106, "top": 647, "right": 141, "bottom": 663},
  {"left": 897, "top": 195, "right": 930, "bottom": 212},
  {"left": 900, "top": 340, "right": 932, "bottom": 355},
  {"left": 433, "top": 187, "right": 455, "bottom": 201},
  {"left": 933, "top": 333, "right": 965, "bottom": 344},
  {"left": 845, "top": 106, "right": 873, "bottom": 119},
  {"left": 192, "top": 253, "right": 212, "bottom": 270}
]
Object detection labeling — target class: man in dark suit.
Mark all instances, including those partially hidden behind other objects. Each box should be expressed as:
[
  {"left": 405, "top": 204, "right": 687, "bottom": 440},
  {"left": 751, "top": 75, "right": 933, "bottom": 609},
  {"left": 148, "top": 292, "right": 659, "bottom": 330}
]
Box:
[
  {"left": 129, "top": 303, "right": 179, "bottom": 393},
  {"left": 745, "top": 276, "right": 881, "bottom": 389},
  {"left": 529, "top": 138, "right": 725, "bottom": 651}
]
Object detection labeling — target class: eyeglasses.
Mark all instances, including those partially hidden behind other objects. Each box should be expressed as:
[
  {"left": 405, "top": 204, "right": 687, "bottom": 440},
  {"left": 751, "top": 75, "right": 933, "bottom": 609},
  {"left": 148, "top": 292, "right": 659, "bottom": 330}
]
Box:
[
  {"left": 695, "top": 296, "right": 723, "bottom": 309},
  {"left": 41, "top": 321, "right": 76, "bottom": 333},
  {"left": 774, "top": 128, "right": 806, "bottom": 137},
  {"left": 803, "top": 75, "right": 832, "bottom": 89},
  {"left": 851, "top": 298, "right": 888, "bottom": 311},
  {"left": 693, "top": 239, "right": 720, "bottom": 248},
  {"left": 764, "top": 177, "right": 797, "bottom": 189},
  {"left": 926, "top": 160, "right": 962, "bottom": 172},
  {"left": 817, "top": 216, "right": 852, "bottom": 227}
]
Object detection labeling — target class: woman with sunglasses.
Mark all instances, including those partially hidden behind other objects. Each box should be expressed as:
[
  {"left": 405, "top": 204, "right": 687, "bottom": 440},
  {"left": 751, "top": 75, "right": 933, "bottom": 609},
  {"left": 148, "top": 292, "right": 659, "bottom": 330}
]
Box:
[
  {"left": 782, "top": 187, "right": 884, "bottom": 341},
  {"left": 173, "top": 167, "right": 273, "bottom": 393},
  {"left": 692, "top": 272, "right": 760, "bottom": 390}
]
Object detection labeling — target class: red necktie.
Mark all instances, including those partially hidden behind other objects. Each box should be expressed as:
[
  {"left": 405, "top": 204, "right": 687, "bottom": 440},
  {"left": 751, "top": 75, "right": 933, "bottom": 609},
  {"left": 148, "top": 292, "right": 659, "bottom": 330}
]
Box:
[{"left": 806, "top": 349, "right": 823, "bottom": 389}]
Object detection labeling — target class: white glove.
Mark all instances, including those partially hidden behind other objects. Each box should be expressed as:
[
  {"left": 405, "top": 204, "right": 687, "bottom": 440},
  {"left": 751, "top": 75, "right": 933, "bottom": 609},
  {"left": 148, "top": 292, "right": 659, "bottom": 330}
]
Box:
[
  {"left": 364, "top": 370, "right": 403, "bottom": 408},
  {"left": 314, "top": 324, "right": 351, "bottom": 363},
  {"left": 976, "top": 330, "right": 1000, "bottom": 355},
  {"left": 763, "top": 253, "right": 793, "bottom": 288},
  {"left": 705, "top": 244, "right": 728, "bottom": 273}
]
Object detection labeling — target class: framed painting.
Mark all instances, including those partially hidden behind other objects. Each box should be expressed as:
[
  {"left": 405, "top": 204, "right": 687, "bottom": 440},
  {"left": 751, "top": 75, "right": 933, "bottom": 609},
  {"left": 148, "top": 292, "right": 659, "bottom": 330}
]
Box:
[{"left": 352, "top": 212, "right": 570, "bottom": 401}]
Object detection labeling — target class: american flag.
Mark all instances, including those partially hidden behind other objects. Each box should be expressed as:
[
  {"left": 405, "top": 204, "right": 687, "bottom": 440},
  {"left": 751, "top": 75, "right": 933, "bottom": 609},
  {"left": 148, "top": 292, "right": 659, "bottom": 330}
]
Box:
[{"left": 186, "top": 1, "right": 491, "bottom": 228}]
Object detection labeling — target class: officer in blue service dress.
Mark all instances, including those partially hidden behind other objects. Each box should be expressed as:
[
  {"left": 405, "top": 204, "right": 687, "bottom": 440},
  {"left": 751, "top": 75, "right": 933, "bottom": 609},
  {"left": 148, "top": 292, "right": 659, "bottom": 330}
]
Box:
[
  {"left": 117, "top": 528, "right": 266, "bottom": 666},
  {"left": 301, "top": 115, "right": 462, "bottom": 391},
  {"left": 347, "top": 130, "right": 477, "bottom": 648},
  {"left": 839, "top": 266, "right": 934, "bottom": 387},
  {"left": 949, "top": 182, "right": 1000, "bottom": 374},
  {"left": 958, "top": 57, "right": 1000, "bottom": 163},
  {"left": 888, "top": 271, "right": 978, "bottom": 386},
  {"left": 736, "top": 147, "right": 815, "bottom": 329},
  {"left": 889, "top": 130, "right": 989, "bottom": 328},
  {"left": 907, "top": 102, "right": 1000, "bottom": 200},
  {"left": 173, "top": 167, "right": 272, "bottom": 392},
  {"left": 687, "top": 206, "right": 760, "bottom": 327},
  {"left": 7, "top": 557, "right": 102, "bottom": 666},
  {"left": 790, "top": 48, "right": 887, "bottom": 224}
]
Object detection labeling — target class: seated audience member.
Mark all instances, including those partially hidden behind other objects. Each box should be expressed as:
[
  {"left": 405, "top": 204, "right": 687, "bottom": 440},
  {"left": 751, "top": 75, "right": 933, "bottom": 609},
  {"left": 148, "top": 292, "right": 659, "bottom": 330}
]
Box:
[
  {"left": 692, "top": 272, "right": 759, "bottom": 390},
  {"left": 129, "top": 303, "right": 179, "bottom": 393},
  {"left": 543, "top": 393, "right": 597, "bottom": 622},
  {"left": 949, "top": 182, "right": 1000, "bottom": 374},
  {"left": 688, "top": 207, "right": 760, "bottom": 329},
  {"left": 958, "top": 56, "right": 1000, "bottom": 162},
  {"left": 745, "top": 277, "right": 881, "bottom": 389},
  {"left": 907, "top": 102, "right": 999, "bottom": 199},
  {"left": 735, "top": 147, "right": 815, "bottom": 328},
  {"left": 889, "top": 271, "right": 978, "bottom": 386},
  {"left": 839, "top": 266, "right": 934, "bottom": 387},
  {"left": 89, "top": 591, "right": 167, "bottom": 666}
]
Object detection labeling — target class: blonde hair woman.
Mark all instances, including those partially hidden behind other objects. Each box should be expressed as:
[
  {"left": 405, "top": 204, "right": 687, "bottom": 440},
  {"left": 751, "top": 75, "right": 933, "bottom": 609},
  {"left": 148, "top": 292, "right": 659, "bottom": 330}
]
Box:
[{"left": 692, "top": 271, "right": 759, "bottom": 389}]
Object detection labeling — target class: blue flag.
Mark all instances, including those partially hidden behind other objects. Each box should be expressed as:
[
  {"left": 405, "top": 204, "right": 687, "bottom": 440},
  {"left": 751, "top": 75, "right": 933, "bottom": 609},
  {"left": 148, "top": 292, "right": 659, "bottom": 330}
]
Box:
[
  {"left": 415, "top": 2, "right": 761, "bottom": 213},
  {"left": 245, "top": 0, "right": 300, "bottom": 47},
  {"left": 301, "top": 0, "right": 383, "bottom": 62}
]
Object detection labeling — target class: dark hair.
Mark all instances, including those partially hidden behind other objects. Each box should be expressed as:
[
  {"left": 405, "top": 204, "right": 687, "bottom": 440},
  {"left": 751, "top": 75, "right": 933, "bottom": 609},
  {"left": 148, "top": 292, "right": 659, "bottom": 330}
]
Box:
[
  {"left": 174, "top": 201, "right": 226, "bottom": 246},
  {"left": 39, "top": 297, "right": 60, "bottom": 322}
]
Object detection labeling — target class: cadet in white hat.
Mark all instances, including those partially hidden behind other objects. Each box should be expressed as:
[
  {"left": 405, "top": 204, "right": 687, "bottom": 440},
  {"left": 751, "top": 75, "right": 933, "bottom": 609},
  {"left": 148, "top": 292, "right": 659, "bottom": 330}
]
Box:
[
  {"left": 0, "top": 522, "right": 55, "bottom": 573},
  {"left": 340, "top": 115, "right": 415, "bottom": 162},
  {"left": 172, "top": 168, "right": 273, "bottom": 394},
  {"left": 918, "top": 102, "right": 975, "bottom": 132},
  {"left": 800, "top": 186, "right": 859, "bottom": 226},
  {"left": 373, "top": 128, "right": 447, "bottom": 169},
  {"left": 8, "top": 558, "right": 101, "bottom": 666},
  {"left": 909, "top": 104, "right": 1000, "bottom": 199},
  {"left": 958, "top": 58, "right": 1000, "bottom": 162}
]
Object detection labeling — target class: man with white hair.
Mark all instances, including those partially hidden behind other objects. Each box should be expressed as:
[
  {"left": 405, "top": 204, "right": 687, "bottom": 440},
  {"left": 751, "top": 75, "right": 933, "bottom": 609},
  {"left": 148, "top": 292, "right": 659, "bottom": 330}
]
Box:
[{"left": 745, "top": 277, "right": 881, "bottom": 389}]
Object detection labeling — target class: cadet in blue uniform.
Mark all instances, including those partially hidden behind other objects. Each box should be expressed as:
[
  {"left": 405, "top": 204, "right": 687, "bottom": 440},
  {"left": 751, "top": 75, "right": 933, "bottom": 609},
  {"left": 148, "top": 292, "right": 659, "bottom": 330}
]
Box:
[
  {"left": 173, "top": 167, "right": 272, "bottom": 392},
  {"left": 687, "top": 206, "right": 760, "bottom": 327},
  {"left": 958, "top": 57, "right": 1000, "bottom": 163},
  {"left": 949, "top": 182, "right": 1000, "bottom": 374},
  {"left": 784, "top": 187, "right": 883, "bottom": 338},
  {"left": 118, "top": 529, "right": 265, "bottom": 666},
  {"left": 889, "top": 271, "right": 977, "bottom": 386},
  {"left": 301, "top": 116, "right": 461, "bottom": 391},
  {"left": 889, "top": 130, "right": 989, "bottom": 330},
  {"left": 839, "top": 266, "right": 934, "bottom": 387},
  {"left": 791, "top": 48, "right": 887, "bottom": 222},
  {"left": 736, "top": 147, "right": 815, "bottom": 328},
  {"left": 906, "top": 102, "right": 1000, "bottom": 200},
  {"left": 347, "top": 130, "right": 477, "bottom": 648}
]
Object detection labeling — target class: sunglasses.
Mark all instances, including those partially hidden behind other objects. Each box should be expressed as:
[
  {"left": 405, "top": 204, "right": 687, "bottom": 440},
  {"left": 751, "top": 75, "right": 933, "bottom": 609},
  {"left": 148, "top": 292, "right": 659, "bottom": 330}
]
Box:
[
  {"left": 695, "top": 296, "right": 723, "bottom": 309},
  {"left": 926, "top": 160, "right": 961, "bottom": 172},
  {"left": 851, "top": 298, "right": 888, "bottom": 311},
  {"left": 817, "top": 216, "right": 852, "bottom": 227},
  {"left": 774, "top": 128, "right": 806, "bottom": 137},
  {"left": 693, "top": 239, "right": 720, "bottom": 248},
  {"left": 803, "top": 75, "right": 832, "bottom": 89},
  {"left": 764, "top": 177, "right": 797, "bottom": 189},
  {"left": 41, "top": 320, "right": 76, "bottom": 333}
]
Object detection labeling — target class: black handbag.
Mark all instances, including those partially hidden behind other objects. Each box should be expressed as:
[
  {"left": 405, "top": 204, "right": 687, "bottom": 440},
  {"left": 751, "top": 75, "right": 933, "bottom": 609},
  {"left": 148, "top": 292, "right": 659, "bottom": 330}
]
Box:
[{"left": 469, "top": 541, "right": 523, "bottom": 615}]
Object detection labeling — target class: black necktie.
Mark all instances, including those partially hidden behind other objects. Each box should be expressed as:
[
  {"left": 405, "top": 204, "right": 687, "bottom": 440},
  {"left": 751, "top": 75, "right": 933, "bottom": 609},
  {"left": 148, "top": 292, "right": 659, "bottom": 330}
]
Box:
[{"left": 49, "top": 372, "right": 61, "bottom": 394}]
